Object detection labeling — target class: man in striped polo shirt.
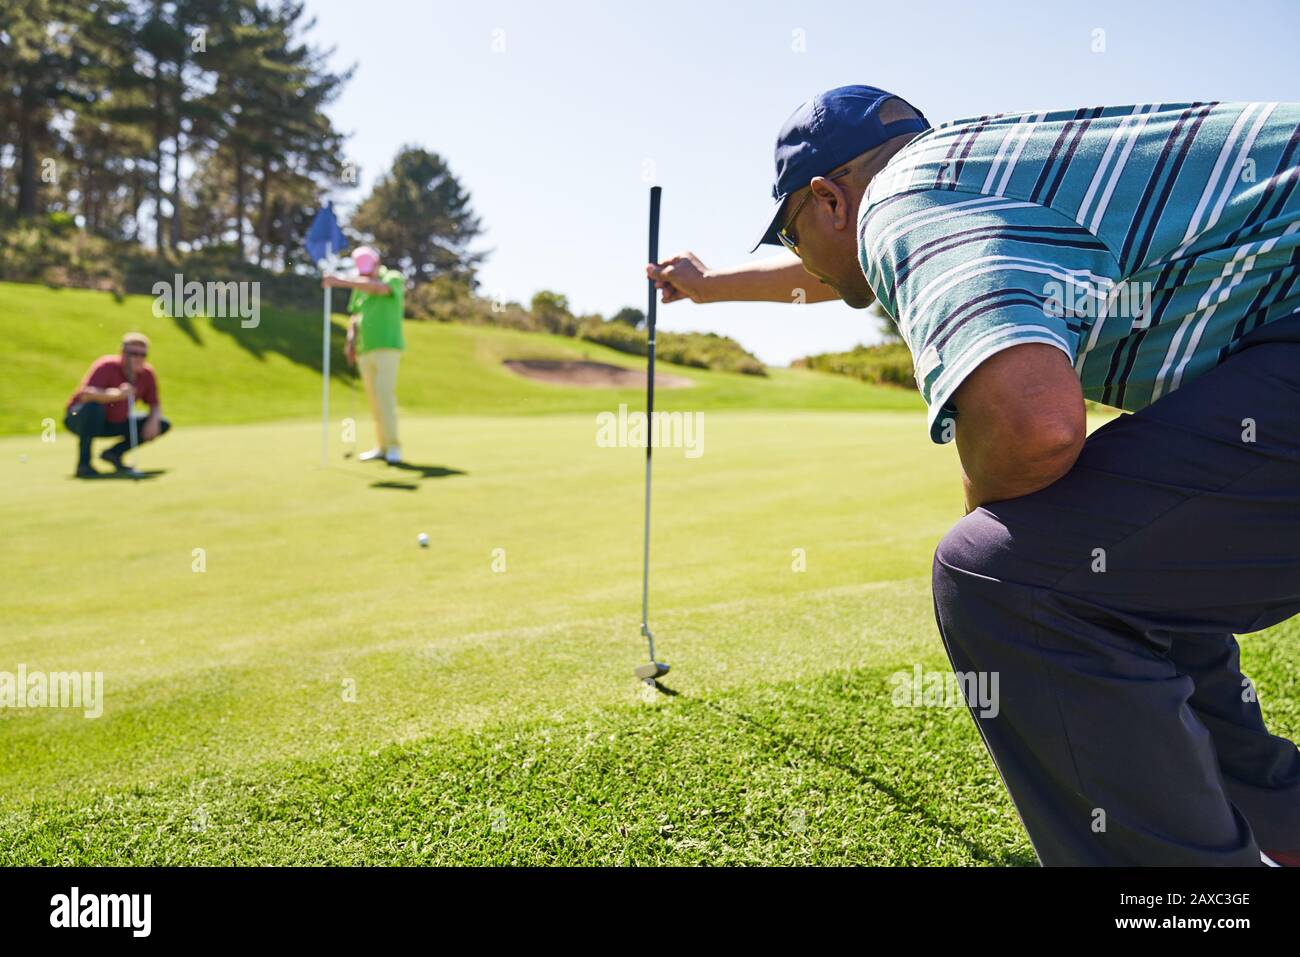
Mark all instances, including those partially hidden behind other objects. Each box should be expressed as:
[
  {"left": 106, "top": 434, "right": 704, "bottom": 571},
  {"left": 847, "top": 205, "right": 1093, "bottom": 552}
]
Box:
[{"left": 648, "top": 86, "right": 1300, "bottom": 866}]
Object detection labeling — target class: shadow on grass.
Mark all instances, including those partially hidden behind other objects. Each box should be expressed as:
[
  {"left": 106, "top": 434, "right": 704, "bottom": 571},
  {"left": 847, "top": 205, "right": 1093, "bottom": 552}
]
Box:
[
  {"left": 168, "top": 311, "right": 203, "bottom": 347},
  {"left": 680, "top": 691, "right": 1036, "bottom": 867},
  {"left": 344, "top": 459, "right": 467, "bottom": 491},
  {"left": 71, "top": 469, "right": 168, "bottom": 482},
  {"left": 175, "top": 308, "right": 360, "bottom": 385},
  {"left": 385, "top": 461, "right": 466, "bottom": 480}
]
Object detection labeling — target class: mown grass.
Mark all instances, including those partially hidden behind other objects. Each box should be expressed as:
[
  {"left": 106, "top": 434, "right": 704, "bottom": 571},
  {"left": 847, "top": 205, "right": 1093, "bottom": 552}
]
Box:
[
  {"left": 1, "top": 663, "right": 1036, "bottom": 866},
  {"left": 2, "top": 281, "right": 1293, "bottom": 865}
]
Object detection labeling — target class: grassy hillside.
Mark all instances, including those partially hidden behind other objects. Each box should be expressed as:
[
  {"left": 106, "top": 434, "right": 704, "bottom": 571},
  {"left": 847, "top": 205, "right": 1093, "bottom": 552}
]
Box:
[{"left": 1, "top": 280, "right": 920, "bottom": 435}]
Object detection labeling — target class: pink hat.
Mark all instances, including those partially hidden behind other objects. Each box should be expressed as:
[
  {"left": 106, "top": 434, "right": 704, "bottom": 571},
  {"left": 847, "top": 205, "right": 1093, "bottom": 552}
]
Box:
[{"left": 352, "top": 246, "right": 379, "bottom": 275}]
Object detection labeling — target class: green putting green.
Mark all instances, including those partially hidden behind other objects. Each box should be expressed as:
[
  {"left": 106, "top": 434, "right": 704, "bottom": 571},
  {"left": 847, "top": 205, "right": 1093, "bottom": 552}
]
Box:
[{"left": 1, "top": 281, "right": 1295, "bottom": 864}]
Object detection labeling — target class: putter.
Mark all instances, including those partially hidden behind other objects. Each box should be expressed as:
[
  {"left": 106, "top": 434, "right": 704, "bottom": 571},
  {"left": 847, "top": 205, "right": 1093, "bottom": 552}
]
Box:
[
  {"left": 127, "top": 395, "right": 138, "bottom": 454},
  {"left": 125, "top": 366, "right": 140, "bottom": 479},
  {"left": 343, "top": 354, "right": 358, "bottom": 459},
  {"left": 340, "top": 261, "right": 361, "bottom": 460},
  {"left": 637, "top": 185, "right": 670, "bottom": 685}
]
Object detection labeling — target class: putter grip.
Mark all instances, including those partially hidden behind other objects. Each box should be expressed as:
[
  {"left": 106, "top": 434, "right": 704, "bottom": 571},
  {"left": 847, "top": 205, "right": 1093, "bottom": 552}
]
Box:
[{"left": 647, "top": 186, "right": 661, "bottom": 338}]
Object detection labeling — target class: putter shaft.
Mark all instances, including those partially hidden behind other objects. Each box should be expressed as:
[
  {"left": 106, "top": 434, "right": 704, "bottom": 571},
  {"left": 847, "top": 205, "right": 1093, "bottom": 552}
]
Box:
[{"left": 640, "top": 186, "right": 662, "bottom": 669}]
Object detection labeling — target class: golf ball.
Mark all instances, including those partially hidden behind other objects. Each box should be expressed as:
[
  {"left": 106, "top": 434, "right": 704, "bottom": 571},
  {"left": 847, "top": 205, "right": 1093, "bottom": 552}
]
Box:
[{"left": 417, "top": 532, "right": 429, "bottom": 548}]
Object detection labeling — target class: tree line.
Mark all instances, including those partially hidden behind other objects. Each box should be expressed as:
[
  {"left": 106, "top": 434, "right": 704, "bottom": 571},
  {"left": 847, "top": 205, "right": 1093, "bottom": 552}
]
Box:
[{"left": 0, "top": 0, "right": 483, "bottom": 282}]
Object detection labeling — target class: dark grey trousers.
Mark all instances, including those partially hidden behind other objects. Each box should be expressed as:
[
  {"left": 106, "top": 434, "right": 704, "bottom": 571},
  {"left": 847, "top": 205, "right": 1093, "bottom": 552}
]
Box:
[{"left": 932, "top": 323, "right": 1300, "bottom": 865}]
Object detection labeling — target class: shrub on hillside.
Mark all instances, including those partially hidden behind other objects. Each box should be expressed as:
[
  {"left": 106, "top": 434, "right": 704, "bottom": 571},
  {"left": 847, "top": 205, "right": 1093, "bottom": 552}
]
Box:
[
  {"left": 530, "top": 290, "right": 578, "bottom": 336},
  {"left": 792, "top": 342, "right": 916, "bottom": 389},
  {"left": 0, "top": 224, "right": 333, "bottom": 311},
  {"left": 126, "top": 245, "right": 333, "bottom": 312},
  {"left": 406, "top": 276, "right": 538, "bottom": 330},
  {"left": 405, "top": 274, "right": 473, "bottom": 321},
  {"left": 0, "top": 222, "right": 123, "bottom": 293},
  {"left": 578, "top": 318, "right": 766, "bottom": 376}
]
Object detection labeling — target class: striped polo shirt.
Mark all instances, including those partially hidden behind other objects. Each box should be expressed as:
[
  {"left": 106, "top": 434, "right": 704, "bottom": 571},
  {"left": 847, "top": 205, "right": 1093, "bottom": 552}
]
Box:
[{"left": 858, "top": 102, "right": 1300, "bottom": 442}]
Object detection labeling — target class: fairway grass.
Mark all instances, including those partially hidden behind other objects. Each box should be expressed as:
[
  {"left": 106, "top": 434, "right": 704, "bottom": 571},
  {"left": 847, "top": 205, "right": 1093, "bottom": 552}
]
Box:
[
  {"left": 3, "top": 410, "right": 1297, "bottom": 864},
  {"left": 4, "top": 279, "right": 1297, "bottom": 865},
  {"left": 2, "top": 412, "right": 956, "bottom": 794}
]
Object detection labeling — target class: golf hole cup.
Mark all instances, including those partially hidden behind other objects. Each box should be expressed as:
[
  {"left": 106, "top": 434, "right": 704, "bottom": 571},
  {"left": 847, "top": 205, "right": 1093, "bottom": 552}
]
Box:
[{"left": 418, "top": 532, "right": 429, "bottom": 548}]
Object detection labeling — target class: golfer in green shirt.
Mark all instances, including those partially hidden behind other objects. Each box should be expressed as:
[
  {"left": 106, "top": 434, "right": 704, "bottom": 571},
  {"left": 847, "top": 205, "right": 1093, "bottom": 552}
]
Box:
[{"left": 322, "top": 245, "right": 406, "bottom": 463}]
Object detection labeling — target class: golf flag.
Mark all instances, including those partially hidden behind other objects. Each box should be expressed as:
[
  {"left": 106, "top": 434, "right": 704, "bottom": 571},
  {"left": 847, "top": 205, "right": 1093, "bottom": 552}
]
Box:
[
  {"left": 306, "top": 202, "right": 348, "bottom": 266},
  {"left": 307, "top": 203, "right": 349, "bottom": 465}
]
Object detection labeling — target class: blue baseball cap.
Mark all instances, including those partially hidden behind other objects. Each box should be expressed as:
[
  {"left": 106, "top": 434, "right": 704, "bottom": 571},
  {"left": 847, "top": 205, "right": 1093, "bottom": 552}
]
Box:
[{"left": 752, "top": 85, "right": 930, "bottom": 252}]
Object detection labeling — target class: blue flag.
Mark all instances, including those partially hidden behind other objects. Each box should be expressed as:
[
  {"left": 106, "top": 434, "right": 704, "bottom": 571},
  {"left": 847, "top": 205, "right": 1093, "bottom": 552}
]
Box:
[{"left": 305, "top": 202, "right": 349, "bottom": 266}]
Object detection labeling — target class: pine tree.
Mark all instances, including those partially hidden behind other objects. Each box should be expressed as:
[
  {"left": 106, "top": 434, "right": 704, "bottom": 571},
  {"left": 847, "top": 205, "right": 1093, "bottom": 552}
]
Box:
[
  {"left": 0, "top": 0, "right": 104, "bottom": 218},
  {"left": 352, "top": 147, "right": 486, "bottom": 285}
]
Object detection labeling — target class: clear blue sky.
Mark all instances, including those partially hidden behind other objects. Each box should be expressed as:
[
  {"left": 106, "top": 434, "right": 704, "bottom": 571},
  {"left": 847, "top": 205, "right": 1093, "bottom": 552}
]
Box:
[{"left": 309, "top": 0, "right": 1300, "bottom": 365}]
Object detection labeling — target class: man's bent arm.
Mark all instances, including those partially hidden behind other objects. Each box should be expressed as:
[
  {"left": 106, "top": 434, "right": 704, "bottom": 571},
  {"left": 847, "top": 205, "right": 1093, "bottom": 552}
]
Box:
[
  {"left": 142, "top": 403, "right": 164, "bottom": 439},
  {"left": 325, "top": 276, "right": 391, "bottom": 295},
  {"left": 647, "top": 251, "right": 845, "bottom": 304},
  {"left": 952, "top": 343, "right": 1087, "bottom": 512},
  {"left": 78, "top": 385, "right": 132, "bottom": 403}
]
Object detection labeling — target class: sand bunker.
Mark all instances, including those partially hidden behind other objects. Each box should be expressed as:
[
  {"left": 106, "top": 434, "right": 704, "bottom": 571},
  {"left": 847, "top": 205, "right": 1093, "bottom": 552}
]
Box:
[{"left": 503, "top": 359, "right": 694, "bottom": 389}]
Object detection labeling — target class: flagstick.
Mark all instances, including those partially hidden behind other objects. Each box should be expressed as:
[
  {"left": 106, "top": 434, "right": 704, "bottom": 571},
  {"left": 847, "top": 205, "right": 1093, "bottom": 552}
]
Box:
[{"left": 321, "top": 244, "right": 332, "bottom": 467}]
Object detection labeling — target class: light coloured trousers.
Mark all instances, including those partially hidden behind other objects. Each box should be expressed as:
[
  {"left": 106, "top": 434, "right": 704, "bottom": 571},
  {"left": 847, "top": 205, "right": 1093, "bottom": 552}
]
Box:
[{"left": 358, "top": 348, "right": 401, "bottom": 451}]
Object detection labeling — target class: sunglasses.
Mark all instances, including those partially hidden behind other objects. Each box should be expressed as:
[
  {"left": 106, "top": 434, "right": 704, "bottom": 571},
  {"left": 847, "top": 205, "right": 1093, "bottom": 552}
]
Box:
[
  {"left": 777, "top": 168, "right": 852, "bottom": 254},
  {"left": 124, "top": 350, "right": 147, "bottom": 358}
]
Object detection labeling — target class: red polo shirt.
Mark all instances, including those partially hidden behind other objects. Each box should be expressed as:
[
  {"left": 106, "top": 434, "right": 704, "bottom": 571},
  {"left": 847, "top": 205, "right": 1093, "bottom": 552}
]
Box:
[{"left": 67, "top": 356, "right": 160, "bottom": 424}]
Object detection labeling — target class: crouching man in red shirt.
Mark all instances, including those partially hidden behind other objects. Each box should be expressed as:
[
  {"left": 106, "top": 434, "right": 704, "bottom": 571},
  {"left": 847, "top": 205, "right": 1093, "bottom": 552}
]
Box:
[{"left": 65, "top": 332, "right": 171, "bottom": 478}]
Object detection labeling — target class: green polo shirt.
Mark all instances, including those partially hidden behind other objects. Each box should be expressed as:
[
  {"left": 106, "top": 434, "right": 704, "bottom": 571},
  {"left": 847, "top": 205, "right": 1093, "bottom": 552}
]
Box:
[{"left": 348, "top": 267, "right": 406, "bottom": 353}]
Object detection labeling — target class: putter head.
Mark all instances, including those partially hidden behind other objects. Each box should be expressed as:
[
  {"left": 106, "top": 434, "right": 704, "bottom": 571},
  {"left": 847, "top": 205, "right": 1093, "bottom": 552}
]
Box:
[{"left": 634, "top": 661, "right": 670, "bottom": 682}]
